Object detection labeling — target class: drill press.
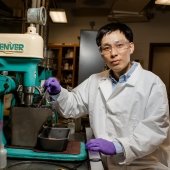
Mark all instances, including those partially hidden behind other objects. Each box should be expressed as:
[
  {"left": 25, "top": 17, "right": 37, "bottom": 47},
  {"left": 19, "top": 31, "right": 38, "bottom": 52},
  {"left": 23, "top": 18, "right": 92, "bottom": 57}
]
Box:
[{"left": 0, "top": 7, "right": 86, "bottom": 162}]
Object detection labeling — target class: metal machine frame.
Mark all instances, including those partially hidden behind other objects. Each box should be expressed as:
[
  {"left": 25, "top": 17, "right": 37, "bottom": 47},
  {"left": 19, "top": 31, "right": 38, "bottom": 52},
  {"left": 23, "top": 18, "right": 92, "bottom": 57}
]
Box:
[{"left": 0, "top": 7, "right": 87, "bottom": 162}]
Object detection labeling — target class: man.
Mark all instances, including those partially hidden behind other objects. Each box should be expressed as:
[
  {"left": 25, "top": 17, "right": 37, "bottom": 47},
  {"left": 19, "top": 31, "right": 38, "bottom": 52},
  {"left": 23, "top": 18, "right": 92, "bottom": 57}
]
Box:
[{"left": 44, "top": 22, "right": 170, "bottom": 169}]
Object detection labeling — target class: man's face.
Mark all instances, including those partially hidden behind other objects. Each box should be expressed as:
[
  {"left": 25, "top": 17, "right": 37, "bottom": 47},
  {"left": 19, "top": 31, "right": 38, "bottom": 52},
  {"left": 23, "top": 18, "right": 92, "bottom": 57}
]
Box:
[{"left": 100, "top": 30, "right": 134, "bottom": 78}]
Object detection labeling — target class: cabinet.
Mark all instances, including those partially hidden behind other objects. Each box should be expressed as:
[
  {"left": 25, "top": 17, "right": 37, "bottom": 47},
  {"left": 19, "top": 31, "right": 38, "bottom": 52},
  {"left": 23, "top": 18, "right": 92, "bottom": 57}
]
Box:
[{"left": 48, "top": 43, "right": 79, "bottom": 89}]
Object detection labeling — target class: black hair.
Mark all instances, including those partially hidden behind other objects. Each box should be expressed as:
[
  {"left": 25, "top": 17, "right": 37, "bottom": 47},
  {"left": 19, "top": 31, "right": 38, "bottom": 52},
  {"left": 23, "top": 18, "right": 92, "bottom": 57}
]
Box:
[{"left": 96, "top": 22, "right": 133, "bottom": 47}]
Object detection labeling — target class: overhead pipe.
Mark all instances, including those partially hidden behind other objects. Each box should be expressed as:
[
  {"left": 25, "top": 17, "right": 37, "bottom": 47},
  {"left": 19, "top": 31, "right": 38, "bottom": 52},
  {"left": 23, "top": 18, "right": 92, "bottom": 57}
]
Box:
[
  {"left": 36, "top": 0, "right": 41, "bottom": 33},
  {"left": 42, "top": 0, "right": 50, "bottom": 62},
  {"left": 32, "top": 0, "right": 37, "bottom": 8}
]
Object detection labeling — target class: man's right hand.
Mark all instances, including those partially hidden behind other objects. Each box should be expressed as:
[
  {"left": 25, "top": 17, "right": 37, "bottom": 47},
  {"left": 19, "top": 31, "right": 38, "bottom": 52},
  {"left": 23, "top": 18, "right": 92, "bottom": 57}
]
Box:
[{"left": 43, "top": 77, "right": 61, "bottom": 95}]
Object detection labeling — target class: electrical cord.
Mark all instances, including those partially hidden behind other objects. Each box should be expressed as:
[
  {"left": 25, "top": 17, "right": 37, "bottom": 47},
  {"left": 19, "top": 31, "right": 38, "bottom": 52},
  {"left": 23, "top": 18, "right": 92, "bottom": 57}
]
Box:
[{"left": 7, "top": 160, "right": 86, "bottom": 170}]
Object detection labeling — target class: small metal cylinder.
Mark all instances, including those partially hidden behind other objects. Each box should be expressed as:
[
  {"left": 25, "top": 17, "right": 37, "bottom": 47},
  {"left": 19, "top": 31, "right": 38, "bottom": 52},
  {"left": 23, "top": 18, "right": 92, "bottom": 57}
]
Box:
[{"left": 23, "top": 86, "right": 35, "bottom": 106}]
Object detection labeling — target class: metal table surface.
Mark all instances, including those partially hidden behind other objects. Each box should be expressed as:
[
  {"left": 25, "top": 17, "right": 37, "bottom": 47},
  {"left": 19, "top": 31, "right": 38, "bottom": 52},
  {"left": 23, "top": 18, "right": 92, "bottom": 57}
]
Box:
[
  {"left": 85, "top": 128, "right": 105, "bottom": 170},
  {"left": 7, "top": 159, "right": 88, "bottom": 170}
]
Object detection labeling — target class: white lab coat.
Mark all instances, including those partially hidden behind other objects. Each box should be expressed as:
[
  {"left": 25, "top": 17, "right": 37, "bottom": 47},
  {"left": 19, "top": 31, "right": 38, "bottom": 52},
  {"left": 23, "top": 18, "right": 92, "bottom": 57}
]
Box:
[{"left": 53, "top": 63, "right": 170, "bottom": 169}]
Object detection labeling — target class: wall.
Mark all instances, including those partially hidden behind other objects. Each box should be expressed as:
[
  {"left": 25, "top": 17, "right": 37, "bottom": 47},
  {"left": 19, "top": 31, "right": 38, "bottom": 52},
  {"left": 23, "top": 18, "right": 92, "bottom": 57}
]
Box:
[
  {"left": 48, "top": 10, "right": 170, "bottom": 69},
  {"left": 0, "top": 9, "right": 169, "bottom": 70}
]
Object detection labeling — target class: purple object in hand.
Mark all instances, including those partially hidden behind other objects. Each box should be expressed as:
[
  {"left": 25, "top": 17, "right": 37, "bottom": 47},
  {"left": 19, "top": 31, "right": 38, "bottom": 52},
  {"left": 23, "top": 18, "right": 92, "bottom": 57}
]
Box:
[
  {"left": 44, "top": 77, "right": 61, "bottom": 95},
  {"left": 86, "top": 138, "right": 116, "bottom": 155}
]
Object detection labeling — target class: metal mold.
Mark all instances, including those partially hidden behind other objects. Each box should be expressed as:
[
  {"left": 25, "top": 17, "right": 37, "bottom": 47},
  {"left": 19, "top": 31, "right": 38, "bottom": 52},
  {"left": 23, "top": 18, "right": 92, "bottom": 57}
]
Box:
[{"left": 37, "top": 127, "right": 70, "bottom": 152}]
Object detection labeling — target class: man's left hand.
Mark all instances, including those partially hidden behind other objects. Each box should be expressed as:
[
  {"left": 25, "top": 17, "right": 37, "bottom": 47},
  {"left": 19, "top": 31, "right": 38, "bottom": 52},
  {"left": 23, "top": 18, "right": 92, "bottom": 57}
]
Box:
[{"left": 86, "top": 138, "right": 116, "bottom": 155}]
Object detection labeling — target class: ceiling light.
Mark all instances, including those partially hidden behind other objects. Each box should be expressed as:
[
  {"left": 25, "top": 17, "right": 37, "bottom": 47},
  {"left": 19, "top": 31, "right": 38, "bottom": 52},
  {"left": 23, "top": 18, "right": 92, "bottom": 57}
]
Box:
[
  {"left": 49, "top": 9, "right": 67, "bottom": 23},
  {"left": 155, "top": 0, "right": 170, "bottom": 5}
]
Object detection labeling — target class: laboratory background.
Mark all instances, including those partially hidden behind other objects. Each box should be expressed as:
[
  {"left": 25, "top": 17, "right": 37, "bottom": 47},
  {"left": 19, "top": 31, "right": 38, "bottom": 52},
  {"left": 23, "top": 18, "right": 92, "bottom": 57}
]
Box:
[{"left": 0, "top": 0, "right": 170, "bottom": 169}]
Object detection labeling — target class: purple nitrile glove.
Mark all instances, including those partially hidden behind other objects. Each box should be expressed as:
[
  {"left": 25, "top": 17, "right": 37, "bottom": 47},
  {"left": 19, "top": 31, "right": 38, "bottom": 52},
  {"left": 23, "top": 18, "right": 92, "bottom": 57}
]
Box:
[
  {"left": 43, "top": 77, "right": 61, "bottom": 95},
  {"left": 86, "top": 138, "right": 116, "bottom": 155}
]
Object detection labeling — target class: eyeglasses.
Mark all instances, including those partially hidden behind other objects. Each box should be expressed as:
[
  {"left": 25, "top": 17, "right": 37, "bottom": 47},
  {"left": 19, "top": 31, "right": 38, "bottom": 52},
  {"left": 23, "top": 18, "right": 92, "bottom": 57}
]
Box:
[{"left": 99, "top": 41, "right": 131, "bottom": 55}]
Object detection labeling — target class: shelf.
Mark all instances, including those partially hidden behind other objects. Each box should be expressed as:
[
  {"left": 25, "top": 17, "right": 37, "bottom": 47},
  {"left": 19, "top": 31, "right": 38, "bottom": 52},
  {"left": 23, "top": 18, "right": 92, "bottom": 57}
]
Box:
[{"left": 48, "top": 44, "right": 79, "bottom": 88}]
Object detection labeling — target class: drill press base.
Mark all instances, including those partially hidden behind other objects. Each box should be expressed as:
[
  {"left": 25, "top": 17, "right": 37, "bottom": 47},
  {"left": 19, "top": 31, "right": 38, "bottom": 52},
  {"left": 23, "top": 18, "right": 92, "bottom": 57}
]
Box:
[{"left": 6, "top": 142, "right": 87, "bottom": 161}]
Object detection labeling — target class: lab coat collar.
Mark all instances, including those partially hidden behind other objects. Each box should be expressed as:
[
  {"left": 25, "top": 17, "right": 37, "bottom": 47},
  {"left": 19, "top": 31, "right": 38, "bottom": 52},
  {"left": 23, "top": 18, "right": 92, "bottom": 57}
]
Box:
[
  {"left": 109, "top": 61, "right": 138, "bottom": 85},
  {"left": 126, "top": 63, "right": 143, "bottom": 86},
  {"left": 99, "top": 62, "right": 142, "bottom": 86},
  {"left": 99, "top": 72, "right": 113, "bottom": 101},
  {"left": 98, "top": 63, "right": 142, "bottom": 100}
]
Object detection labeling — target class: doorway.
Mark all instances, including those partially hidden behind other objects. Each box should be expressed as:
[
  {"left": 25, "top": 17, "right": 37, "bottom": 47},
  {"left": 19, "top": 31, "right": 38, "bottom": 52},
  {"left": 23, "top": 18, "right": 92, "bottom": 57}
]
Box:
[{"left": 149, "top": 43, "right": 170, "bottom": 104}]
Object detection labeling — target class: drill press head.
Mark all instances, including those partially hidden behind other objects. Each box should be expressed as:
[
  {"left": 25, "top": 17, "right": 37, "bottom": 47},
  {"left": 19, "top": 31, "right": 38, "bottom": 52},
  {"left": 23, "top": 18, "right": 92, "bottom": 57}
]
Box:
[{"left": 0, "top": 25, "right": 43, "bottom": 106}]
